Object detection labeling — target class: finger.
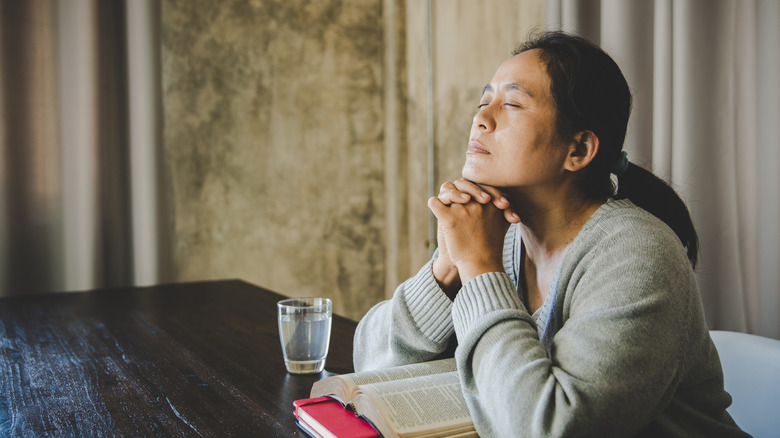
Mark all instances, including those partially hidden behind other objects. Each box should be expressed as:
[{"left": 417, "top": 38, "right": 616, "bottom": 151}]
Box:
[
  {"left": 438, "top": 182, "right": 471, "bottom": 205},
  {"left": 452, "top": 179, "right": 492, "bottom": 204},
  {"left": 428, "top": 196, "right": 464, "bottom": 229},
  {"left": 428, "top": 196, "right": 449, "bottom": 219},
  {"left": 473, "top": 184, "right": 511, "bottom": 209},
  {"left": 458, "top": 182, "right": 519, "bottom": 222},
  {"left": 504, "top": 208, "right": 521, "bottom": 223}
]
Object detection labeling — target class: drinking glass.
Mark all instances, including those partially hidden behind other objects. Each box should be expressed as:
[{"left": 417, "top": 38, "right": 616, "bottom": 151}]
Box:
[{"left": 277, "top": 297, "right": 332, "bottom": 374}]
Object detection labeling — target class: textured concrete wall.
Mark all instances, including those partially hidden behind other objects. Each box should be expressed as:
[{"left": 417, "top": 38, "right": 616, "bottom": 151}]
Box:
[
  {"left": 161, "top": 0, "right": 545, "bottom": 321},
  {"left": 162, "top": 0, "right": 385, "bottom": 320}
]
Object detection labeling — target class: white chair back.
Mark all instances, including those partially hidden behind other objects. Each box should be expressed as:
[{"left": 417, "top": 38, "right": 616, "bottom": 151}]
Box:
[{"left": 710, "top": 330, "right": 780, "bottom": 438}]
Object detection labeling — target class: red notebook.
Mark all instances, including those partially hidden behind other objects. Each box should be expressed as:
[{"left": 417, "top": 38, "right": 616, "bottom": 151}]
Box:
[{"left": 293, "top": 396, "right": 380, "bottom": 438}]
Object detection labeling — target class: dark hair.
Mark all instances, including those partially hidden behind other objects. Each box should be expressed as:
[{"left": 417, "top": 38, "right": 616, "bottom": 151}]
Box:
[{"left": 515, "top": 31, "right": 699, "bottom": 267}]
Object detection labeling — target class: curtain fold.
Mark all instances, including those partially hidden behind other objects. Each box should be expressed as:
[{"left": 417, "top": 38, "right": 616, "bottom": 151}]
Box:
[
  {"left": 58, "top": 0, "right": 102, "bottom": 291},
  {"left": 0, "top": 0, "right": 168, "bottom": 297},
  {"left": 548, "top": 0, "right": 780, "bottom": 338},
  {"left": 756, "top": 0, "right": 780, "bottom": 338},
  {"left": 1, "top": 0, "right": 62, "bottom": 295},
  {"left": 126, "top": 0, "right": 171, "bottom": 287}
]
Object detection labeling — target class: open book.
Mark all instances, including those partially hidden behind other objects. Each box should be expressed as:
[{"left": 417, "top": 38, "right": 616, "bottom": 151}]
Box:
[{"left": 309, "top": 358, "right": 477, "bottom": 438}]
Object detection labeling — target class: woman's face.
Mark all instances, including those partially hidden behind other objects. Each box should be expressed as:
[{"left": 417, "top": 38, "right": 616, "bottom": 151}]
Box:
[{"left": 462, "top": 49, "right": 570, "bottom": 192}]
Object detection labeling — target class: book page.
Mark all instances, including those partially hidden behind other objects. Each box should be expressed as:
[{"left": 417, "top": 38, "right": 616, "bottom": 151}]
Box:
[
  {"left": 311, "top": 358, "right": 456, "bottom": 402},
  {"left": 310, "top": 376, "right": 356, "bottom": 404},
  {"left": 348, "top": 358, "right": 456, "bottom": 386},
  {"left": 354, "top": 371, "right": 475, "bottom": 437}
]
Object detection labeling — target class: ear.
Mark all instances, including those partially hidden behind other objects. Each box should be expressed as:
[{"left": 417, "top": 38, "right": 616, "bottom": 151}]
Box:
[{"left": 564, "top": 130, "right": 599, "bottom": 172}]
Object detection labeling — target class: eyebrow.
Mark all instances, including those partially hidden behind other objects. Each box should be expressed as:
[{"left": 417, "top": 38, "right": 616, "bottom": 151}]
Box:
[{"left": 482, "top": 82, "right": 533, "bottom": 98}]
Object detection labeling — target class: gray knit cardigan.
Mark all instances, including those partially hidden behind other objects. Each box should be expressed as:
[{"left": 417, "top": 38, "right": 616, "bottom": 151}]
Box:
[{"left": 354, "top": 199, "right": 749, "bottom": 437}]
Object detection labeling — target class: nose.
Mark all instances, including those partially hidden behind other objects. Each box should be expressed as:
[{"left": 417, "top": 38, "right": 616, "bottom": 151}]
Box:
[{"left": 473, "top": 104, "right": 496, "bottom": 133}]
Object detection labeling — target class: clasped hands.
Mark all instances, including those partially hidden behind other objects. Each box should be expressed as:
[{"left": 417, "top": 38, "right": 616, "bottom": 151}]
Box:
[{"left": 428, "top": 179, "right": 521, "bottom": 298}]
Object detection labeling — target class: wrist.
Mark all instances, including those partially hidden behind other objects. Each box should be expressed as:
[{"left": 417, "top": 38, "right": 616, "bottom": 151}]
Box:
[
  {"left": 432, "top": 257, "right": 461, "bottom": 299},
  {"left": 457, "top": 261, "right": 505, "bottom": 286}
]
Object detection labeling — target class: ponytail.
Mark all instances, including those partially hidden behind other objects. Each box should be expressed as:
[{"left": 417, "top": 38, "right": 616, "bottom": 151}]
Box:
[{"left": 614, "top": 163, "right": 699, "bottom": 268}]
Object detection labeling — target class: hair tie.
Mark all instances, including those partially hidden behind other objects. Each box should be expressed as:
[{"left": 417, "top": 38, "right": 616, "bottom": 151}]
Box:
[{"left": 613, "top": 150, "right": 629, "bottom": 175}]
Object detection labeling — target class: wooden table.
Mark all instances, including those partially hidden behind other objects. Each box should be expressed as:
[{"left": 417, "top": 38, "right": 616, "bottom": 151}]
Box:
[{"left": 0, "top": 280, "right": 358, "bottom": 436}]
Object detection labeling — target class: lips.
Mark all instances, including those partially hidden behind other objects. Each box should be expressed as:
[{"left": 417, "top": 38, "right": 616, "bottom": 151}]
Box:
[{"left": 467, "top": 141, "right": 490, "bottom": 154}]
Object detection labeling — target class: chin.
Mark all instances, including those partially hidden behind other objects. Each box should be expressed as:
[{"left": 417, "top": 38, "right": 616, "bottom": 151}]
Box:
[
  {"left": 461, "top": 165, "right": 480, "bottom": 182},
  {"left": 462, "top": 168, "right": 490, "bottom": 186}
]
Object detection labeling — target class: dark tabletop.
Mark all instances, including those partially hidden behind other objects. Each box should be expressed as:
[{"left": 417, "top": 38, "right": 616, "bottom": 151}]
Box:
[{"left": 0, "top": 279, "right": 357, "bottom": 437}]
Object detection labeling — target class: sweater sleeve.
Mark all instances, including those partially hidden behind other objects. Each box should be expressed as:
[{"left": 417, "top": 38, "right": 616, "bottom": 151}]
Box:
[
  {"left": 451, "top": 221, "right": 696, "bottom": 437},
  {"left": 353, "top": 258, "right": 456, "bottom": 372}
]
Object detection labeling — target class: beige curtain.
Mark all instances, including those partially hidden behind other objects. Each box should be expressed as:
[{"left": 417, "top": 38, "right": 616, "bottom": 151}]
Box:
[
  {"left": 547, "top": 0, "right": 780, "bottom": 338},
  {"left": 0, "top": 0, "right": 170, "bottom": 297}
]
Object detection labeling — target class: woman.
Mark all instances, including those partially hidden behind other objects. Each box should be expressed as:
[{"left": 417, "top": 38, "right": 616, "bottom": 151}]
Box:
[{"left": 353, "top": 32, "right": 747, "bottom": 437}]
